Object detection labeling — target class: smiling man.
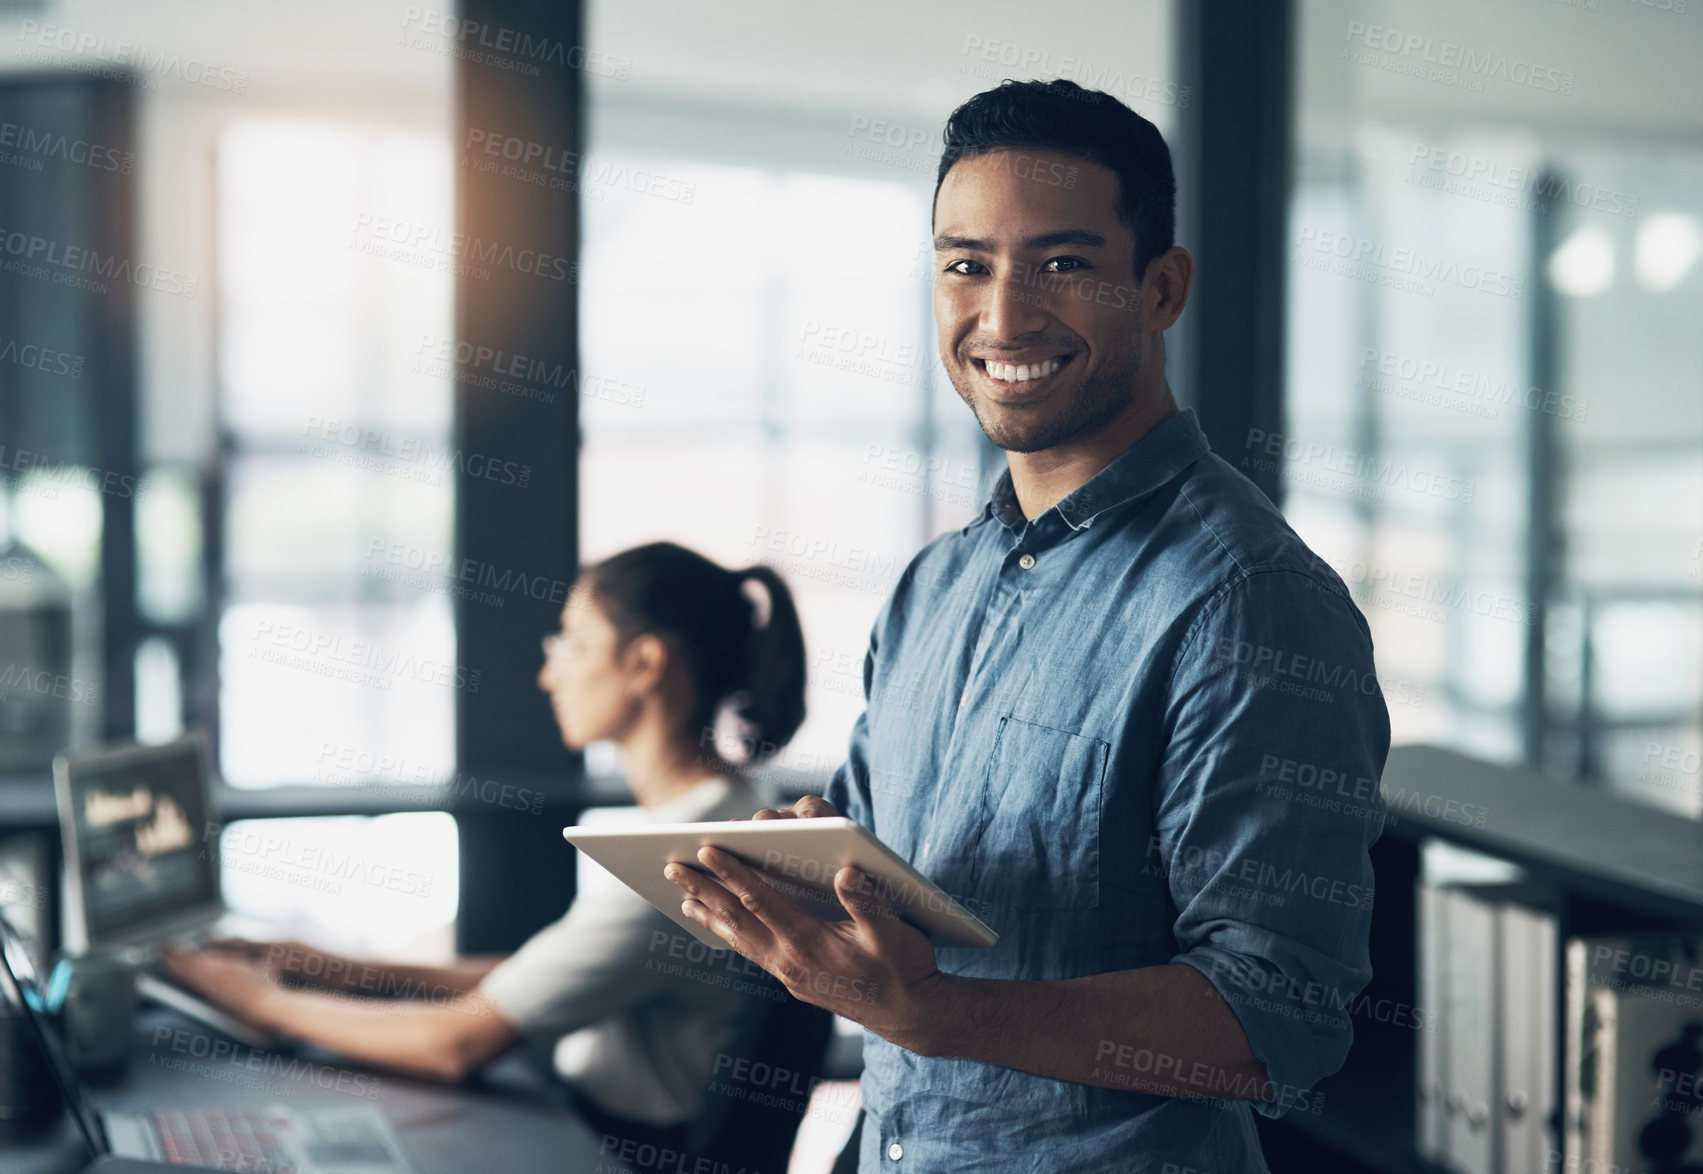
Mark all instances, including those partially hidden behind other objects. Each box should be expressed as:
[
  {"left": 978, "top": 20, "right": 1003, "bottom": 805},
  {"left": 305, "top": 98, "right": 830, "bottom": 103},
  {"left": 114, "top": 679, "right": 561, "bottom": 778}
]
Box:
[{"left": 665, "top": 79, "right": 1391, "bottom": 1172}]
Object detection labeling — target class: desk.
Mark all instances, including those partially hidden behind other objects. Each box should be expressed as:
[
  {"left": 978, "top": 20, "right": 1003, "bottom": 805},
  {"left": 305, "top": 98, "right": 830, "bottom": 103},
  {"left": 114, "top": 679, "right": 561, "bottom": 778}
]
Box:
[{"left": 3, "top": 1006, "right": 607, "bottom": 1174}]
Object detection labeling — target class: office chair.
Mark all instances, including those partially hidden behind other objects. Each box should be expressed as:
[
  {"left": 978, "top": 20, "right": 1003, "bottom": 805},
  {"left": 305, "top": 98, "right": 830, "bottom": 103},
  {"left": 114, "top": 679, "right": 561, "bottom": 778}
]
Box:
[{"left": 688, "top": 985, "right": 834, "bottom": 1170}]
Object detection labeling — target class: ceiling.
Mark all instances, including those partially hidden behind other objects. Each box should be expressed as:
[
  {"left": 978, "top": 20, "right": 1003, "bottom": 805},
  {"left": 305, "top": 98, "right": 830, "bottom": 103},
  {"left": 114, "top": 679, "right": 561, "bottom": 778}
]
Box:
[{"left": 0, "top": 0, "right": 1691, "bottom": 153}]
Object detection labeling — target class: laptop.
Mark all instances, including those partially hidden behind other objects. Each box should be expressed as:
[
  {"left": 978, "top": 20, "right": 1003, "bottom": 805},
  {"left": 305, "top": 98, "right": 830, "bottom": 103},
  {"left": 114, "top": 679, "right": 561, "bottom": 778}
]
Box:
[
  {"left": 0, "top": 913, "right": 413, "bottom": 1174},
  {"left": 54, "top": 734, "right": 273, "bottom": 1048}
]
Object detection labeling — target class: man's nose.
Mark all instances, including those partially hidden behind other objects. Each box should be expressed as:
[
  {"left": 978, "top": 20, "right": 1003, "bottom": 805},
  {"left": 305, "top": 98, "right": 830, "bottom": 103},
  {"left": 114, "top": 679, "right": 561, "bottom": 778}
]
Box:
[{"left": 980, "top": 273, "right": 1049, "bottom": 341}]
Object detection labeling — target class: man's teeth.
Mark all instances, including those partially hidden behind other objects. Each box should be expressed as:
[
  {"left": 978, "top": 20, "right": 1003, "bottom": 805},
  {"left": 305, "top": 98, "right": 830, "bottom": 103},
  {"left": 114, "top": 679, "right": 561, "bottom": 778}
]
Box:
[{"left": 985, "top": 358, "right": 1063, "bottom": 383}]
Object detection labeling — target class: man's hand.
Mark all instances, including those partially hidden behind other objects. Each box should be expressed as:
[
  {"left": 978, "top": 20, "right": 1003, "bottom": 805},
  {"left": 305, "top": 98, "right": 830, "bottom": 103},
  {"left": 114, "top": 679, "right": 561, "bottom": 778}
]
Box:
[
  {"left": 663, "top": 826, "right": 952, "bottom": 1056},
  {"left": 159, "top": 945, "right": 276, "bottom": 1026},
  {"left": 736, "top": 795, "right": 843, "bottom": 822}
]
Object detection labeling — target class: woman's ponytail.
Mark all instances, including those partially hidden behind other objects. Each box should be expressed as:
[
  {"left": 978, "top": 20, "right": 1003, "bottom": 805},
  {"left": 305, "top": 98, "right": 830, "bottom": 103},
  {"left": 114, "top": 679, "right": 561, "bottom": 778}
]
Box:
[
  {"left": 580, "top": 542, "right": 807, "bottom": 770},
  {"left": 729, "top": 564, "right": 806, "bottom": 761}
]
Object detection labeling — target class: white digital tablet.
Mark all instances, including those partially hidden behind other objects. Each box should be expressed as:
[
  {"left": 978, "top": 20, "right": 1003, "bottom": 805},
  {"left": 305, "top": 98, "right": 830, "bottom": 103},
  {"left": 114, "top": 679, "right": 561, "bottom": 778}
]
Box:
[{"left": 562, "top": 816, "right": 999, "bottom": 950}]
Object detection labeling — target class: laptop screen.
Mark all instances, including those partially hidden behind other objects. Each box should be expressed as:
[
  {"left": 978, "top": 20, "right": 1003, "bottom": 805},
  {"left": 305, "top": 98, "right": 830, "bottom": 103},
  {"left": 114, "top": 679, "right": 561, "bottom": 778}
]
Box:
[{"left": 61, "top": 737, "right": 219, "bottom": 944}]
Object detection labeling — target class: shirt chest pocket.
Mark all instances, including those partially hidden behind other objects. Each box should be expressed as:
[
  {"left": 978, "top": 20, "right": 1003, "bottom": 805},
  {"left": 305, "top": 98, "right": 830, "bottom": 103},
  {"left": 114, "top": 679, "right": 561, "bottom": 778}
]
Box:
[{"left": 969, "top": 716, "right": 1108, "bottom": 912}]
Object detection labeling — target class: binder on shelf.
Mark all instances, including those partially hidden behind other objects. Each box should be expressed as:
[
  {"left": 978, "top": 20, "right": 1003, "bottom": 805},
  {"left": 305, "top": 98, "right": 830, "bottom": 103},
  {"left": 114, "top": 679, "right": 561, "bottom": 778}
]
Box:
[
  {"left": 1564, "top": 935, "right": 1595, "bottom": 1165},
  {"left": 1442, "top": 886, "right": 1499, "bottom": 1174},
  {"left": 1418, "top": 878, "right": 1447, "bottom": 1163},
  {"left": 1415, "top": 858, "right": 1562, "bottom": 1174},
  {"left": 1567, "top": 935, "right": 1703, "bottom": 1173},
  {"left": 1498, "top": 900, "right": 1559, "bottom": 1174}
]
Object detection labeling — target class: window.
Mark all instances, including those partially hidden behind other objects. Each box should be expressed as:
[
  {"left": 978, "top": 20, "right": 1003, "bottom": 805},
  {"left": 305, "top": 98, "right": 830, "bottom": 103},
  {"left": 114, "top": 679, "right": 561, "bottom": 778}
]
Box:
[
  {"left": 215, "top": 120, "right": 456, "bottom": 789},
  {"left": 212, "top": 120, "right": 460, "bottom": 947},
  {"left": 1287, "top": 0, "right": 1703, "bottom": 810},
  {"left": 218, "top": 813, "right": 459, "bottom": 959},
  {"left": 578, "top": 153, "right": 993, "bottom": 773}
]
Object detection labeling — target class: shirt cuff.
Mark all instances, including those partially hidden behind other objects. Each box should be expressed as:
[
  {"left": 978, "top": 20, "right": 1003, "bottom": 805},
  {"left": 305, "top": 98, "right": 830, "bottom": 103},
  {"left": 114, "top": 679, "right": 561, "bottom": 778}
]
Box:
[{"left": 1171, "top": 945, "right": 1350, "bottom": 1120}]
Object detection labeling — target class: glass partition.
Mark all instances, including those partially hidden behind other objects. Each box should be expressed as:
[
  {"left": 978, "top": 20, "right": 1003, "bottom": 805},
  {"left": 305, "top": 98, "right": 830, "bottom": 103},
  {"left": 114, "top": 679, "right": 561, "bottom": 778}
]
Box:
[{"left": 1288, "top": 0, "right": 1703, "bottom": 812}]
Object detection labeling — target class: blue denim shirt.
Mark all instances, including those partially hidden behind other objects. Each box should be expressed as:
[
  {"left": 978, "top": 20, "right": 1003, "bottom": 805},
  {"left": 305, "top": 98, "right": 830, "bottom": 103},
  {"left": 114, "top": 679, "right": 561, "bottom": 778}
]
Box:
[{"left": 825, "top": 409, "right": 1391, "bottom": 1173}]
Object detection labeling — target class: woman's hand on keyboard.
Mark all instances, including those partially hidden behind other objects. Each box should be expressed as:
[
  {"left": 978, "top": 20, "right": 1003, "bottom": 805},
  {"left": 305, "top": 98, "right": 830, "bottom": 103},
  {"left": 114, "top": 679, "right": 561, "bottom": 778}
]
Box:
[
  {"left": 207, "top": 938, "right": 346, "bottom": 990},
  {"left": 159, "top": 945, "right": 274, "bottom": 1026}
]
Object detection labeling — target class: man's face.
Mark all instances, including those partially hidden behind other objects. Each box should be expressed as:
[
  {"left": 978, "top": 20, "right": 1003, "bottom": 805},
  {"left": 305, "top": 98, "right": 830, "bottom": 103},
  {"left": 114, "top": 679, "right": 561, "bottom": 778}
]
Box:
[{"left": 932, "top": 149, "right": 1150, "bottom": 454}]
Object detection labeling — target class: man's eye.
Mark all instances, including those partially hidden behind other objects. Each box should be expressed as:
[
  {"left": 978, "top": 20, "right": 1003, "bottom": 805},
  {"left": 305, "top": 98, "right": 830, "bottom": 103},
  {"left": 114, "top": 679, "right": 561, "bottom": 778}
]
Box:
[
  {"left": 1042, "top": 257, "right": 1087, "bottom": 273},
  {"left": 943, "top": 259, "right": 987, "bottom": 276}
]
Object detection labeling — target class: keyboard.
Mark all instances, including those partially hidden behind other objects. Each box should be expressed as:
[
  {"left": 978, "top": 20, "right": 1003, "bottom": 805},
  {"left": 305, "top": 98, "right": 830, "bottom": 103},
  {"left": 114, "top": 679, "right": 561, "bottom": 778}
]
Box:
[
  {"left": 151, "top": 1107, "right": 297, "bottom": 1171},
  {"left": 292, "top": 1110, "right": 404, "bottom": 1166}
]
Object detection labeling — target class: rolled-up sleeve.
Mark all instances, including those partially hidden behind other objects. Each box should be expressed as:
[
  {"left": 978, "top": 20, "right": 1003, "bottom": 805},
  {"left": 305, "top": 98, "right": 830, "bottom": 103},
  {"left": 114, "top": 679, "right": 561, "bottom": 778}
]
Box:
[{"left": 1153, "top": 568, "right": 1391, "bottom": 1118}]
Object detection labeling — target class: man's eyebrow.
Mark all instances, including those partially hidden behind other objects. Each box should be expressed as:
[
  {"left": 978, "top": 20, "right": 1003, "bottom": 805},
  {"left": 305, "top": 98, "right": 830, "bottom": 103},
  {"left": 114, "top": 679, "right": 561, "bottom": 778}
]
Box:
[{"left": 934, "top": 229, "right": 1109, "bottom": 251}]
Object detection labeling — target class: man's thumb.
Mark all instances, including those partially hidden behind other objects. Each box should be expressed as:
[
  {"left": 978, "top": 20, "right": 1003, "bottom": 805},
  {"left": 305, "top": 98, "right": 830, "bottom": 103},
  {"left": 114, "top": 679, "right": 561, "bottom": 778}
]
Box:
[{"left": 835, "top": 866, "right": 898, "bottom": 937}]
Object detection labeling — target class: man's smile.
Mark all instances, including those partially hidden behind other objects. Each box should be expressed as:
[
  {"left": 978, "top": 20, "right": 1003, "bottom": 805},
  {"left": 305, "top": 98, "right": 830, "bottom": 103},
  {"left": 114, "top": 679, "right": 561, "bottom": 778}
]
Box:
[{"left": 971, "top": 352, "right": 1077, "bottom": 395}]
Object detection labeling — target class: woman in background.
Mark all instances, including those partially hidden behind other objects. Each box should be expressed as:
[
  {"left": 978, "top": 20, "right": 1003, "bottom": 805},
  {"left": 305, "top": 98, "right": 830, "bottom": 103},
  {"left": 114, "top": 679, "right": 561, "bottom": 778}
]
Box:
[{"left": 164, "top": 541, "right": 807, "bottom": 1149}]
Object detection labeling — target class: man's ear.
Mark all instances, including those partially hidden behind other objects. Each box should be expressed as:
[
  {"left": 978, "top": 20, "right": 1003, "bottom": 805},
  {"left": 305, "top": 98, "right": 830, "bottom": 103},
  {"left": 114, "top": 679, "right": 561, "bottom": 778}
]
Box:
[
  {"left": 623, "top": 632, "right": 670, "bottom": 697},
  {"left": 1143, "top": 245, "right": 1194, "bottom": 331}
]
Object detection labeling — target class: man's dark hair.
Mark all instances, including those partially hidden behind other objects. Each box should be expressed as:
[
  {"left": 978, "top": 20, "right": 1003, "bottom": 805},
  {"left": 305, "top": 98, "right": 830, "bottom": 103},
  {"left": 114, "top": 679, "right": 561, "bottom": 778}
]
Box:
[{"left": 934, "top": 78, "right": 1176, "bottom": 274}]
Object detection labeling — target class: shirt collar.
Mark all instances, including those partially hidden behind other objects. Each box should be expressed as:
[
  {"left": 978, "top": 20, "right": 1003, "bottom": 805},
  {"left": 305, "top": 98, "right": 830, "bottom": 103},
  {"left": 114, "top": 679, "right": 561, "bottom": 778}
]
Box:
[{"left": 986, "top": 407, "right": 1212, "bottom": 538}]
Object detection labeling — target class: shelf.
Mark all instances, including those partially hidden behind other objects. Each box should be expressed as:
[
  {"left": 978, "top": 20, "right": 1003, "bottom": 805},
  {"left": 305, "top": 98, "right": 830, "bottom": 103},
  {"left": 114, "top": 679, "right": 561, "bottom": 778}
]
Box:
[{"left": 1379, "top": 745, "right": 1703, "bottom": 923}]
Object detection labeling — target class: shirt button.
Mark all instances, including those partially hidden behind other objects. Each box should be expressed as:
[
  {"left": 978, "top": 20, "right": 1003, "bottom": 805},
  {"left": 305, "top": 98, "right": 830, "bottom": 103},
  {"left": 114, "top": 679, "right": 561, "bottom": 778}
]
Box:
[
  {"left": 888, "top": 1142, "right": 904, "bottom": 1160},
  {"left": 1017, "top": 552, "right": 1036, "bottom": 570}
]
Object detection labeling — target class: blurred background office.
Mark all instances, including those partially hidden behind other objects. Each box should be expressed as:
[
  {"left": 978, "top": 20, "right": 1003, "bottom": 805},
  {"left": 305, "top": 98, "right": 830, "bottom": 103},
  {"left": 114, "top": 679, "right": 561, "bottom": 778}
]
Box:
[{"left": 0, "top": 1, "right": 1697, "bottom": 1170}]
